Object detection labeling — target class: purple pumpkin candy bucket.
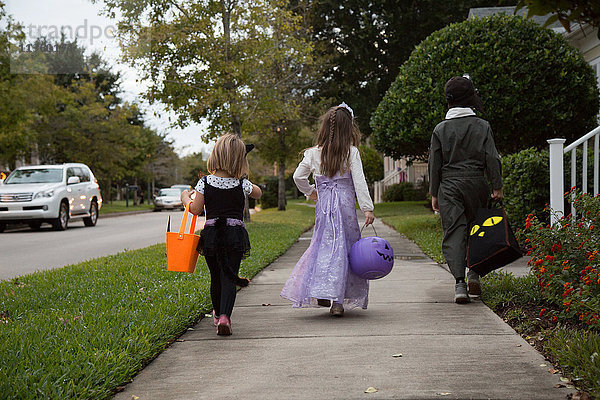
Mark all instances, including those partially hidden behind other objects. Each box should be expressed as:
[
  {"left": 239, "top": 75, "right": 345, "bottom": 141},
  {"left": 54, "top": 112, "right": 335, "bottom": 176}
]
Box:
[{"left": 349, "top": 225, "right": 394, "bottom": 280}]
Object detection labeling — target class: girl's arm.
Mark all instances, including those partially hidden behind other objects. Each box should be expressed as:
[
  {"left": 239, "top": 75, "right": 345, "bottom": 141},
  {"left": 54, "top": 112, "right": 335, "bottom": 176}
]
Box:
[
  {"left": 349, "top": 147, "right": 375, "bottom": 225},
  {"left": 249, "top": 184, "right": 262, "bottom": 199},
  {"left": 293, "top": 148, "right": 316, "bottom": 198},
  {"left": 181, "top": 190, "right": 205, "bottom": 215}
]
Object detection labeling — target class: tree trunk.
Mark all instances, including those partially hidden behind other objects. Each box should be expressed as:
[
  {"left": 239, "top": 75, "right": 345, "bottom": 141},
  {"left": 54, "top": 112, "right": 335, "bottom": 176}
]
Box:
[{"left": 278, "top": 131, "right": 286, "bottom": 211}]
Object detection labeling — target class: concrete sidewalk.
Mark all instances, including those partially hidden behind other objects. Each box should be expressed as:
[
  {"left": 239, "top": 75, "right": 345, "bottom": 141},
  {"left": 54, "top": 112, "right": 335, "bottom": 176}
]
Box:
[{"left": 115, "top": 218, "right": 573, "bottom": 400}]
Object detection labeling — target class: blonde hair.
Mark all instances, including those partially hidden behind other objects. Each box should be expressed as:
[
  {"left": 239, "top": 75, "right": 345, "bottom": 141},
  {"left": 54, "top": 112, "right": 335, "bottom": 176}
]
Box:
[
  {"left": 315, "top": 106, "right": 361, "bottom": 177},
  {"left": 207, "top": 133, "right": 249, "bottom": 179}
]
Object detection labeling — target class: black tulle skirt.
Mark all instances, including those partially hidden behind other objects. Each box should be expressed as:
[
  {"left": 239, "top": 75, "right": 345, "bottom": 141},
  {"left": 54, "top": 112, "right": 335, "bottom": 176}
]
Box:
[{"left": 198, "top": 223, "right": 251, "bottom": 259}]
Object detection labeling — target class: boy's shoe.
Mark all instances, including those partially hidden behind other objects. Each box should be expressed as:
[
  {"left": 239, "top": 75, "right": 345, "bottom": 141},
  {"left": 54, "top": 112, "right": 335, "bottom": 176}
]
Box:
[
  {"left": 212, "top": 310, "right": 218, "bottom": 326},
  {"left": 330, "top": 302, "right": 344, "bottom": 317},
  {"left": 217, "top": 315, "right": 232, "bottom": 336},
  {"left": 467, "top": 270, "right": 482, "bottom": 296},
  {"left": 454, "top": 282, "right": 470, "bottom": 304},
  {"left": 317, "top": 299, "right": 331, "bottom": 307}
]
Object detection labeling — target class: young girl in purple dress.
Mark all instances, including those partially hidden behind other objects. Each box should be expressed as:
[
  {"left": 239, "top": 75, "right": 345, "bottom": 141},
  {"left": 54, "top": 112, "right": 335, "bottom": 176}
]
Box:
[
  {"left": 181, "top": 134, "right": 262, "bottom": 336},
  {"left": 280, "top": 103, "right": 375, "bottom": 317}
]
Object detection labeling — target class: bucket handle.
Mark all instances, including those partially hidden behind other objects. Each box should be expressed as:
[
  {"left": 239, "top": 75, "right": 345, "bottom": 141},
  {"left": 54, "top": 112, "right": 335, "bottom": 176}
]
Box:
[
  {"left": 360, "top": 223, "right": 378, "bottom": 237},
  {"left": 178, "top": 202, "right": 198, "bottom": 236}
]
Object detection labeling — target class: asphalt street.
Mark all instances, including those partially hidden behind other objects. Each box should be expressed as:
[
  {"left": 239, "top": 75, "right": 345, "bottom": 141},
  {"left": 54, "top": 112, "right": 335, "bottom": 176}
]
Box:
[{"left": 0, "top": 210, "right": 197, "bottom": 281}]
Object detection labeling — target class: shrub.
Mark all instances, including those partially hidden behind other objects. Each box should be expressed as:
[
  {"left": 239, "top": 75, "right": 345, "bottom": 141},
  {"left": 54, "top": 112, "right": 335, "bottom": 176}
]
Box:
[
  {"left": 383, "top": 182, "right": 426, "bottom": 202},
  {"left": 259, "top": 176, "right": 278, "bottom": 209},
  {"left": 523, "top": 190, "right": 600, "bottom": 328},
  {"left": 502, "top": 148, "right": 550, "bottom": 228},
  {"left": 370, "top": 14, "right": 600, "bottom": 159}
]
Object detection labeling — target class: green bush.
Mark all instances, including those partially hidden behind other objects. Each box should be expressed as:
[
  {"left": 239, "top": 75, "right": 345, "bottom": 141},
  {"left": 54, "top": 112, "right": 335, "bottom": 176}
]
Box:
[
  {"left": 502, "top": 148, "right": 550, "bottom": 228},
  {"left": 370, "top": 14, "right": 600, "bottom": 159},
  {"left": 259, "top": 176, "right": 278, "bottom": 209},
  {"left": 383, "top": 182, "right": 426, "bottom": 202}
]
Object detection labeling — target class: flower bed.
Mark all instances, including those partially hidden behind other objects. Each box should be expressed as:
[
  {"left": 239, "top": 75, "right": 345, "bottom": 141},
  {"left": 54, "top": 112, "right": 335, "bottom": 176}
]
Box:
[{"left": 523, "top": 190, "right": 600, "bottom": 328}]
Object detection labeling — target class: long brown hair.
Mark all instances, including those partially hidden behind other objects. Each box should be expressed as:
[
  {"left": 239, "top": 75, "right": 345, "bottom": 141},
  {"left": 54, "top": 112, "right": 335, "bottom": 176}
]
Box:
[{"left": 315, "top": 106, "right": 361, "bottom": 177}]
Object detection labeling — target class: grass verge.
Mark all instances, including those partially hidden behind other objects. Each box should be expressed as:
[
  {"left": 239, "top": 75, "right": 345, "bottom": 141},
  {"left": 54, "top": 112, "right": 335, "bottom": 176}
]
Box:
[
  {"left": 0, "top": 204, "right": 315, "bottom": 399},
  {"left": 99, "top": 200, "right": 154, "bottom": 214},
  {"left": 376, "top": 201, "right": 599, "bottom": 397},
  {"left": 374, "top": 201, "right": 444, "bottom": 263}
]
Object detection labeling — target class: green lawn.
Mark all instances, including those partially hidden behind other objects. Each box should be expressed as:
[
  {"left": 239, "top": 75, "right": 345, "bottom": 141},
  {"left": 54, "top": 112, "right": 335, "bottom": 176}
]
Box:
[
  {"left": 0, "top": 205, "right": 315, "bottom": 399},
  {"left": 374, "top": 201, "right": 444, "bottom": 263},
  {"left": 99, "top": 200, "right": 154, "bottom": 214}
]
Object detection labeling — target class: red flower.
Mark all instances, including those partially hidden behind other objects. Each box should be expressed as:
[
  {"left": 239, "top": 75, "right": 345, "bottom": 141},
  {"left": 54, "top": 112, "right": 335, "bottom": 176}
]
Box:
[
  {"left": 552, "top": 316, "right": 558, "bottom": 323},
  {"left": 544, "top": 255, "right": 555, "bottom": 262},
  {"left": 539, "top": 308, "right": 546, "bottom": 318},
  {"left": 534, "top": 259, "right": 543, "bottom": 266}
]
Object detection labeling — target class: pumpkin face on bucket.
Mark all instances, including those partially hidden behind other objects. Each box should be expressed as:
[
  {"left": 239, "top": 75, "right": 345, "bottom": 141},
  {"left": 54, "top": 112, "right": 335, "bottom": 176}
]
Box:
[{"left": 349, "top": 236, "right": 394, "bottom": 280}]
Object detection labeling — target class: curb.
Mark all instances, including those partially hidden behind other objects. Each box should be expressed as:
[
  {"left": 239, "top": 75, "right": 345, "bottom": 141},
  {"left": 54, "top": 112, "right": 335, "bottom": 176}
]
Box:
[{"left": 99, "top": 209, "right": 155, "bottom": 219}]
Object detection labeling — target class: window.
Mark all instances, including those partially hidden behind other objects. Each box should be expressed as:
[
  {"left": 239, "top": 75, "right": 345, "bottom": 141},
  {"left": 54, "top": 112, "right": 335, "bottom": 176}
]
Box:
[{"left": 77, "top": 167, "right": 90, "bottom": 182}]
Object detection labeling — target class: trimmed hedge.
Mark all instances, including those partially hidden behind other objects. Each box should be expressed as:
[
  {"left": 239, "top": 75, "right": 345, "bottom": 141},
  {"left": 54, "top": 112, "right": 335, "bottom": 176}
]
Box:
[{"left": 371, "top": 14, "right": 599, "bottom": 159}]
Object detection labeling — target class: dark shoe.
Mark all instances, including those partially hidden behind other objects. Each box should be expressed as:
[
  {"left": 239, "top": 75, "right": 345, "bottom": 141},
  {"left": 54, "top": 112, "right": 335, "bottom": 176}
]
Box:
[
  {"left": 454, "top": 282, "right": 470, "bottom": 304},
  {"left": 317, "top": 299, "right": 331, "bottom": 307},
  {"left": 217, "top": 315, "right": 232, "bottom": 336},
  {"left": 467, "top": 271, "right": 481, "bottom": 296},
  {"left": 330, "top": 302, "right": 344, "bottom": 317}
]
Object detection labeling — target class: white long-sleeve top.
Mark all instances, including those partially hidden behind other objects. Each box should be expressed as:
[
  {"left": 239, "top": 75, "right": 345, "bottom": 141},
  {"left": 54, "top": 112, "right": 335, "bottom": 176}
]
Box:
[{"left": 293, "top": 146, "right": 374, "bottom": 211}]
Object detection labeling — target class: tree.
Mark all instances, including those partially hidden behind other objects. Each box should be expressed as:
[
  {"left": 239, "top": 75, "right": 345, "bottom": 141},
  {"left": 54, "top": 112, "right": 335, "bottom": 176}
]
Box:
[
  {"left": 358, "top": 145, "right": 383, "bottom": 188},
  {"left": 370, "top": 15, "right": 600, "bottom": 159},
  {"left": 309, "top": 0, "right": 516, "bottom": 136},
  {"left": 180, "top": 152, "right": 207, "bottom": 186},
  {"left": 516, "top": 0, "right": 600, "bottom": 38}
]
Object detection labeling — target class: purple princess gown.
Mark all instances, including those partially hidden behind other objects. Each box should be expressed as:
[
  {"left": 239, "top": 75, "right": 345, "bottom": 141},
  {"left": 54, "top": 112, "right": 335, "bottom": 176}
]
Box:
[{"left": 280, "top": 171, "right": 369, "bottom": 309}]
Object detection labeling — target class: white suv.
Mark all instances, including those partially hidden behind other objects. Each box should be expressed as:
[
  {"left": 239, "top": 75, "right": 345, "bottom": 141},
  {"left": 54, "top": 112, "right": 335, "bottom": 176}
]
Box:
[{"left": 0, "top": 163, "right": 102, "bottom": 232}]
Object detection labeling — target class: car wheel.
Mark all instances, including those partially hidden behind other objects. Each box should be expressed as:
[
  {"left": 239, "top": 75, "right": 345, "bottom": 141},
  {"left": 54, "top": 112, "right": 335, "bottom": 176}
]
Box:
[
  {"left": 52, "top": 201, "right": 69, "bottom": 231},
  {"left": 29, "top": 221, "right": 42, "bottom": 231},
  {"left": 0, "top": 222, "right": 5, "bottom": 233},
  {"left": 83, "top": 201, "right": 98, "bottom": 227}
]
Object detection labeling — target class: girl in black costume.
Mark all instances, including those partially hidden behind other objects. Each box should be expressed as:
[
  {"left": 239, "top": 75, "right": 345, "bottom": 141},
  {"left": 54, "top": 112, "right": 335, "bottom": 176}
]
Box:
[{"left": 181, "top": 134, "right": 262, "bottom": 335}]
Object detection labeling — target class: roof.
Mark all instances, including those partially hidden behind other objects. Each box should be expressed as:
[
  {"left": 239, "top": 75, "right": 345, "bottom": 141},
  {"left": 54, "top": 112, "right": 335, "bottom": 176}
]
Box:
[{"left": 468, "top": 6, "right": 564, "bottom": 30}]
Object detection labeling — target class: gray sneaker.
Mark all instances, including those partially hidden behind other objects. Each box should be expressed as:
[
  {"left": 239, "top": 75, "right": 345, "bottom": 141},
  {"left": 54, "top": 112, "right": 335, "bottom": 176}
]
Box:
[
  {"left": 467, "top": 270, "right": 481, "bottom": 296},
  {"left": 454, "top": 282, "right": 470, "bottom": 304}
]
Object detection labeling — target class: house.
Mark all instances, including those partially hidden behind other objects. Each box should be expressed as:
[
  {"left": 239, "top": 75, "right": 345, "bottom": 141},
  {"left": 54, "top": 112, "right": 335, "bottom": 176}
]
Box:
[{"left": 373, "top": 7, "right": 600, "bottom": 203}]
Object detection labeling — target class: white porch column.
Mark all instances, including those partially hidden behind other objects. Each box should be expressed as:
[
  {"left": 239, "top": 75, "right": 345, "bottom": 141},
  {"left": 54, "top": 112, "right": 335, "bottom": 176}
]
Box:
[{"left": 548, "top": 138, "right": 566, "bottom": 225}]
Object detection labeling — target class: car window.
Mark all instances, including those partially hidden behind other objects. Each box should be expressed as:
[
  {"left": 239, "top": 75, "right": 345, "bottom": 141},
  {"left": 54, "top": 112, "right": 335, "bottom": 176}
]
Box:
[
  {"left": 158, "top": 189, "right": 180, "bottom": 197},
  {"left": 67, "top": 168, "right": 77, "bottom": 181},
  {"left": 5, "top": 168, "right": 63, "bottom": 184},
  {"left": 76, "top": 167, "right": 90, "bottom": 182}
]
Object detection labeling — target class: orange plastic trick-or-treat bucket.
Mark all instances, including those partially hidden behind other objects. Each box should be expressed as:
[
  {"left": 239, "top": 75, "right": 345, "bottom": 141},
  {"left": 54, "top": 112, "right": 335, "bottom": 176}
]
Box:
[{"left": 166, "top": 203, "right": 200, "bottom": 273}]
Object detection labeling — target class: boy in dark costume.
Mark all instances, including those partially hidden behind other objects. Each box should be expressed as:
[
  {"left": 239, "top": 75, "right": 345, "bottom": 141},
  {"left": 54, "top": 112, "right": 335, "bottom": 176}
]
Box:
[{"left": 428, "top": 76, "right": 503, "bottom": 304}]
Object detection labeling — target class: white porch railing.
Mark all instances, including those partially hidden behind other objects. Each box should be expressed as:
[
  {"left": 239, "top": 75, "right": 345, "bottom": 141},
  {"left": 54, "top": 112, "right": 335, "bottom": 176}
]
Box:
[
  {"left": 373, "top": 162, "right": 429, "bottom": 203},
  {"left": 548, "top": 125, "right": 600, "bottom": 224}
]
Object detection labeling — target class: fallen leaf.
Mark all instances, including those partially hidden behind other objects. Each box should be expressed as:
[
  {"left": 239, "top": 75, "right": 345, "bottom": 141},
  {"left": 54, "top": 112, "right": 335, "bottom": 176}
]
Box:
[
  {"left": 554, "top": 384, "right": 566, "bottom": 389},
  {"left": 138, "top": 288, "right": 145, "bottom": 292},
  {"left": 132, "top": 396, "right": 139, "bottom": 400},
  {"left": 204, "top": 314, "right": 212, "bottom": 317},
  {"left": 392, "top": 353, "right": 403, "bottom": 358},
  {"left": 516, "top": 344, "right": 522, "bottom": 347},
  {"left": 176, "top": 339, "right": 185, "bottom": 342},
  {"left": 572, "top": 392, "right": 593, "bottom": 400},
  {"left": 548, "top": 369, "right": 559, "bottom": 374},
  {"left": 566, "top": 385, "right": 575, "bottom": 389},
  {"left": 261, "top": 303, "right": 271, "bottom": 306},
  {"left": 365, "top": 387, "right": 378, "bottom": 393},
  {"left": 560, "top": 377, "right": 570, "bottom": 383},
  {"left": 436, "top": 393, "right": 451, "bottom": 396},
  {"left": 540, "top": 363, "right": 547, "bottom": 367},
  {"left": 187, "top": 327, "right": 195, "bottom": 331}
]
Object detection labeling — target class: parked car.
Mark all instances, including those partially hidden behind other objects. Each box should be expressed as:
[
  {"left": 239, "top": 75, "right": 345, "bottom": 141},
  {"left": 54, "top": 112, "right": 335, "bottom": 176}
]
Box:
[
  {"left": 153, "top": 188, "right": 184, "bottom": 211},
  {"left": 0, "top": 163, "right": 102, "bottom": 232}
]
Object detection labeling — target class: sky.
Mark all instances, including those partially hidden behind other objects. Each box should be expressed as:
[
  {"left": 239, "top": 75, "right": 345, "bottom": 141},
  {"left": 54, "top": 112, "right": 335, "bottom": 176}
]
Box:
[{"left": 5, "top": 0, "right": 213, "bottom": 158}]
